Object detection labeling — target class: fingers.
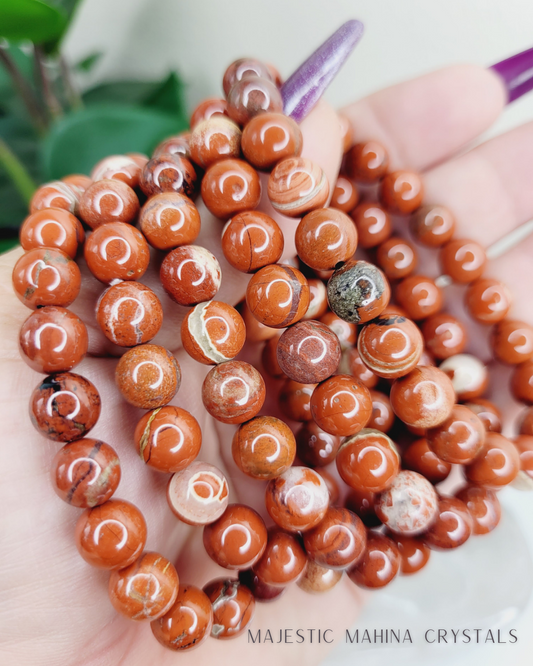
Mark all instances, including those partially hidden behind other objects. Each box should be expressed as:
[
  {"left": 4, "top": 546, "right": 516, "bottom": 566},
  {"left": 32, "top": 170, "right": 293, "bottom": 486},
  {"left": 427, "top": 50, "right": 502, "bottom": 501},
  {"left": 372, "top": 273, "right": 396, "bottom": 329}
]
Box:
[{"left": 341, "top": 64, "right": 506, "bottom": 171}]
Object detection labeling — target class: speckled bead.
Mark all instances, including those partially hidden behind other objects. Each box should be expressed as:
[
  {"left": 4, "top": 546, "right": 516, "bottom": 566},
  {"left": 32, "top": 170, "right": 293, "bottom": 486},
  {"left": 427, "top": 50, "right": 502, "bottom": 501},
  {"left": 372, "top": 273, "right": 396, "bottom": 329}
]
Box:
[
  {"left": 201, "top": 158, "right": 262, "bottom": 219},
  {"left": 278, "top": 379, "right": 315, "bottom": 422},
  {"left": 350, "top": 202, "right": 391, "bottom": 249},
  {"left": 426, "top": 404, "right": 485, "bottom": 464},
  {"left": 252, "top": 529, "right": 307, "bottom": 586},
  {"left": 455, "top": 485, "right": 501, "bottom": 535},
  {"left": 241, "top": 112, "right": 302, "bottom": 170},
  {"left": 153, "top": 133, "right": 191, "bottom": 160},
  {"left": 395, "top": 275, "right": 443, "bottom": 321},
  {"left": 189, "top": 116, "right": 241, "bottom": 169},
  {"left": 51, "top": 438, "right": 120, "bottom": 508},
  {"left": 439, "top": 353, "right": 488, "bottom": 401},
  {"left": 223, "top": 58, "right": 273, "bottom": 96},
  {"left": 30, "top": 372, "right": 101, "bottom": 442},
  {"left": 202, "top": 360, "right": 265, "bottom": 424},
  {"left": 298, "top": 561, "right": 343, "bottom": 593},
  {"left": 160, "top": 245, "right": 221, "bottom": 306},
  {"left": 303, "top": 507, "right": 366, "bottom": 570},
  {"left": 265, "top": 466, "right": 329, "bottom": 532},
  {"left": 423, "top": 497, "right": 472, "bottom": 550},
  {"left": 304, "top": 279, "right": 329, "bottom": 320},
  {"left": 167, "top": 461, "right": 229, "bottom": 526},
  {"left": 465, "top": 278, "right": 512, "bottom": 324},
  {"left": 190, "top": 98, "right": 228, "bottom": 127},
  {"left": 319, "top": 311, "right": 357, "bottom": 349},
  {"left": 330, "top": 176, "right": 358, "bottom": 213},
  {"left": 491, "top": 320, "right": 533, "bottom": 364},
  {"left": 511, "top": 360, "right": 533, "bottom": 404},
  {"left": 227, "top": 76, "right": 283, "bottom": 126},
  {"left": 268, "top": 157, "right": 329, "bottom": 218},
  {"left": 376, "top": 236, "right": 417, "bottom": 280},
  {"left": 79, "top": 179, "right": 139, "bottom": 229},
  {"left": 345, "top": 141, "right": 389, "bottom": 183},
  {"left": 391, "top": 534, "right": 430, "bottom": 575},
  {"left": 203, "top": 579, "right": 255, "bottom": 640},
  {"left": 465, "top": 432, "right": 520, "bottom": 488},
  {"left": 402, "top": 438, "right": 451, "bottom": 484},
  {"left": 410, "top": 205, "right": 455, "bottom": 247},
  {"left": 380, "top": 170, "right": 423, "bottom": 215},
  {"left": 512, "top": 435, "right": 533, "bottom": 490},
  {"left": 368, "top": 390, "right": 395, "bottom": 433},
  {"left": 439, "top": 239, "right": 486, "bottom": 284},
  {"left": 139, "top": 192, "right": 201, "bottom": 251},
  {"left": 140, "top": 155, "right": 197, "bottom": 198},
  {"left": 20, "top": 208, "right": 84, "bottom": 259},
  {"left": 221, "top": 211, "right": 283, "bottom": 273},
  {"left": 90, "top": 154, "right": 143, "bottom": 189},
  {"left": 421, "top": 313, "right": 467, "bottom": 360},
  {"left": 29, "top": 180, "right": 79, "bottom": 214},
  {"left": 115, "top": 344, "right": 181, "bottom": 409},
  {"left": 311, "top": 374, "right": 373, "bottom": 437},
  {"left": 464, "top": 398, "right": 502, "bottom": 433},
  {"left": 295, "top": 208, "right": 358, "bottom": 271},
  {"left": 232, "top": 416, "right": 296, "bottom": 479},
  {"left": 296, "top": 421, "right": 341, "bottom": 467},
  {"left": 246, "top": 264, "right": 310, "bottom": 328},
  {"left": 348, "top": 532, "right": 400, "bottom": 588}
]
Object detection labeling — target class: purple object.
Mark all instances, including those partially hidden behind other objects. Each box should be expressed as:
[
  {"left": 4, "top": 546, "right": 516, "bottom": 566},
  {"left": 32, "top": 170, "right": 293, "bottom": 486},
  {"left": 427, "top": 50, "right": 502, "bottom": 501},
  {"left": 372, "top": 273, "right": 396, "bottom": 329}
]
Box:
[
  {"left": 491, "top": 47, "right": 533, "bottom": 103},
  {"left": 281, "top": 20, "right": 364, "bottom": 123}
]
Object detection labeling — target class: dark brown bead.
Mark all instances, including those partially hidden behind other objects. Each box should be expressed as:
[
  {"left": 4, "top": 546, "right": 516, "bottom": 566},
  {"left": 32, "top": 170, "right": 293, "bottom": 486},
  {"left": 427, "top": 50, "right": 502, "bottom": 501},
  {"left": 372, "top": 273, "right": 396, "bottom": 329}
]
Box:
[
  {"left": 227, "top": 76, "right": 283, "bottom": 126},
  {"left": 222, "top": 58, "right": 273, "bottom": 96},
  {"left": 296, "top": 421, "right": 341, "bottom": 467},
  {"left": 345, "top": 488, "right": 381, "bottom": 527},
  {"left": 140, "top": 155, "right": 197, "bottom": 198}
]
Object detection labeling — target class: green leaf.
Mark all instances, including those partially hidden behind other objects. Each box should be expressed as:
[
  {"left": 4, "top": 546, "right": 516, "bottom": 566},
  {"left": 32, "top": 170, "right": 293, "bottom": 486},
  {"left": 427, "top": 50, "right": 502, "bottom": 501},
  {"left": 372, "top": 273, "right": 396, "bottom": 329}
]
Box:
[
  {"left": 143, "top": 72, "right": 187, "bottom": 117},
  {"left": 0, "top": 0, "right": 67, "bottom": 44},
  {"left": 82, "top": 80, "right": 160, "bottom": 107},
  {"left": 74, "top": 52, "right": 103, "bottom": 73},
  {"left": 0, "top": 237, "right": 19, "bottom": 253},
  {"left": 42, "top": 103, "right": 188, "bottom": 179}
]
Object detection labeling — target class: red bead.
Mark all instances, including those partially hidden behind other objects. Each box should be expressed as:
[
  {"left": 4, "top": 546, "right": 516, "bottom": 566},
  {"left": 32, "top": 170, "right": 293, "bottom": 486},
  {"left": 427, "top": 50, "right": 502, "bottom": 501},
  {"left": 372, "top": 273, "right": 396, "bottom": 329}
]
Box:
[
  {"left": 160, "top": 245, "right": 221, "bottom": 306},
  {"left": 30, "top": 181, "right": 78, "bottom": 214},
  {"left": 345, "top": 141, "right": 389, "bottom": 183},
  {"left": 232, "top": 416, "right": 296, "bottom": 479},
  {"left": 491, "top": 320, "right": 533, "bottom": 364},
  {"left": 181, "top": 301, "right": 245, "bottom": 364},
  {"left": 319, "top": 311, "right": 357, "bottom": 349},
  {"left": 140, "top": 155, "right": 197, "bottom": 198},
  {"left": 423, "top": 497, "right": 472, "bottom": 550},
  {"left": 410, "top": 205, "right": 455, "bottom": 247},
  {"left": 455, "top": 485, "right": 501, "bottom": 535},
  {"left": 298, "top": 561, "right": 343, "bottom": 593},
  {"left": 395, "top": 275, "right": 443, "bottom": 320},
  {"left": 426, "top": 404, "right": 485, "bottom": 464},
  {"left": 201, "top": 158, "right": 261, "bottom": 219},
  {"left": 512, "top": 360, "right": 533, "bottom": 404},
  {"left": 241, "top": 112, "right": 302, "bottom": 170},
  {"left": 368, "top": 390, "right": 395, "bottom": 433},
  {"left": 421, "top": 313, "right": 467, "bottom": 359},
  {"left": 338, "top": 347, "right": 378, "bottom": 388},
  {"left": 295, "top": 208, "right": 358, "bottom": 271},
  {"left": 190, "top": 98, "right": 228, "bottom": 128},
  {"left": 202, "top": 360, "right": 265, "bottom": 424},
  {"left": 311, "top": 375, "right": 373, "bottom": 437},
  {"left": 221, "top": 211, "right": 283, "bottom": 273},
  {"left": 252, "top": 529, "right": 307, "bottom": 586},
  {"left": 439, "top": 239, "right": 486, "bottom": 283},
  {"left": 79, "top": 179, "right": 139, "bottom": 229},
  {"left": 153, "top": 133, "right": 191, "bottom": 160},
  {"left": 202, "top": 579, "right": 255, "bottom": 640},
  {"left": 304, "top": 507, "right": 366, "bottom": 570},
  {"left": 391, "top": 534, "right": 430, "bottom": 575},
  {"left": 348, "top": 532, "right": 400, "bottom": 588},
  {"left": 268, "top": 157, "right": 329, "bottom": 218},
  {"left": 465, "top": 278, "right": 512, "bottom": 324},
  {"left": 189, "top": 116, "right": 241, "bottom": 169},
  {"left": 350, "top": 202, "right": 391, "bottom": 249},
  {"left": 330, "top": 176, "right": 358, "bottom": 213},
  {"left": 513, "top": 435, "right": 533, "bottom": 490},
  {"left": 402, "top": 438, "right": 451, "bottom": 484},
  {"left": 464, "top": 398, "right": 502, "bottom": 433},
  {"left": 222, "top": 58, "right": 273, "bottom": 96},
  {"left": 296, "top": 421, "right": 341, "bottom": 467},
  {"left": 304, "top": 279, "right": 329, "bottom": 320},
  {"left": 345, "top": 488, "right": 381, "bottom": 527},
  {"left": 380, "top": 170, "right": 423, "bottom": 215},
  {"left": 90, "top": 154, "right": 143, "bottom": 190},
  {"left": 167, "top": 461, "right": 229, "bottom": 526},
  {"left": 139, "top": 192, "right": 201, "bottom": 251},
  {"left": 226, "top": 76, "right": 282, "bottom": 126},
  {"left": 464, "top": 432, "right": 520, "bottom": 488},
  {"left": 19, "top": 208, "right": 84, "bottom": 259},
  {"left": 278, "top": 379, "right": 315, "bottom": 422},
  {"left": 376, "top": 236, "right": 417, "bottom": 280}
]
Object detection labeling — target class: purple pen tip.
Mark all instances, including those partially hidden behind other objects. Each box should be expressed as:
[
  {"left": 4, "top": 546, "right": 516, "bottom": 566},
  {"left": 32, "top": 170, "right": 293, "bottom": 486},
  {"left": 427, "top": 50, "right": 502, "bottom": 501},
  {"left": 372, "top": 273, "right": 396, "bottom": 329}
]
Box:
[
  {"left": 490, "top": 46, "right": 533, "bottom": 103},
  {"left": 281, "top": 20, "right": 364, "bottom": 123}
]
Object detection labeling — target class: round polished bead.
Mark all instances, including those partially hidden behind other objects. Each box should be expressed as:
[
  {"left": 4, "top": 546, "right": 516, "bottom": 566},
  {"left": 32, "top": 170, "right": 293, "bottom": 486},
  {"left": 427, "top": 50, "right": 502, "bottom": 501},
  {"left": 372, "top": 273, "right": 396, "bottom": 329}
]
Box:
[
  {"left": 79, "top": 179, "right": 139, "bottom": 229},
  {"left": 423, "top": 497, "right": 472, "bottom": 550},
  {"left": 268, "top": 157, "right": 329, "bottom": 218},
  {"left": 336, "top": 429, "right": 400, "bottom": 493},
  {"left": 181, "top": 300, "right": 245, "bottom": 364},
  {"left": 316, "top": 467, "right": 340, "bottom": 505},
  {"left": 298, "top": 561, "right": 343, "bottom": 593},
  {"left": 464, "top": 398, "right": 502, "bottom": 433},
  {"left": 13, "top": 247, "right": 81, "bottom": 309},
  {"left": 139, "top": 192, "right": 201, "bottom": 251},
  {"left": 246, "top": 264, "right": 310, "bottom": 328},
  {"left": 227, "top": 76, "right": 282, "bottom": 126},
  {"left": 512, "top": 360, "right": 533, "bottom": 404},
  {"left": 202, "top": 360, "right": 265, "bottom": 424},
  {"left": 96, "top": 282, "right": 163, "bottom": 347},
  {"left": 241, "top": 112, "right": 302, "bottom": 170},
  {"left": 519, "top": 407, "right": 533, "bottom": 435},
  {"left": 232, "top": 416, "right": 296, "bottom": 479},
  {"left": 20, "top": 208, "right": 84, "bottom": 259},
  {"left": 303, "top": 507, "right": 366, "bottom": 570},
  {"left": 84, "top": 222, "right": 150, "bottom": 284},
  {"left": 376, "top": 237, "right": 417, "bottom": 280},
  {"left": 296, "top": 421, "right": 341, "bottom": 467},
  {"left": 439, "top": 353, "right": 488, "bottom": 401},
  {"left": 392, "top": 534, "right": 430, "bottom": 575},
  {"left": 395, "top": 275, "right": 443, "bottom": 320},
  {"left": 330, "top": 176, "right": 358, "bottom": 213},
  {"left": 252, "top": 529, "right": 307, "bottom": 586},
  {"left": 190, "top": 97, "right": 228, "bottom": 127},
  {"left": 203, "top": 504, "right": 267, "bottom": 569},
  {"left": 30, "top": 372, "right": 100, "bottom": 442},
  {"left": 203, "top": 579, "right": 255, "bottom": 640},
  {"left": 345, "top": 141, "right": 389, "bottom": 183},
  {"left": 421, "top": 313, "right": 467, "bottom": 360},
  {"left": 140, "top": 155, "right": 197, "bottom": 198},
  {"left": 390, "top": 366, "right": 455, "bottom": 429},
  {"left": 153, "top": 133, "right": 191, "bottom": 160},
  {"left": 151, "top": 584, "right": 213, "bottom": 650},
  {"left": 19, "top": 306, "right": 87, "bottom": 373},
  {"left": 513, "top": 435, "right": 533, "bottom": 490},
  {"left": 311, "top": 374, "right": 373, "bottom": 437},
  {"left": 350, "top": 202, "right": 391, "bottom": 249},
  {"left": 295, "top": 208, "right": 358, "bottom": 271},
  {"left": 108, "top": 552, "right": 179, "bottom": 621},
  {"left": 410, "top": 205, "right": 455, "bottom": 247},
  {"left": 357, "top": 314, "right": 423, "bottom": 379},
  {"left": 402, "top": 438, "right": 451, "bottom": 484},
  {"left": 368, "top": 390, "right": 395, "bottom": 433},
  {"left": 348, "top": 532, "right": 400, "bottom": 588},
  {"left": 491, "top": 319, "right": 533, "bottom": 364},
  {"left": 338, "top": 347, "right": 378, "bottom": 388},
  {"left": 261, "top": 332, "right": 285, "bottom": 378},
  {"left": 327, "top": 259, "right": 390, "bottom": 324},
  {"left": 201, "top": 158, "right": 261, "bottom": 219},
  {"left": 116, "top": 344, "right": 181, "bottom": 409},
  {"left": 304, "top": 279, "right": 328, "bottom": 320},
  {"left": 439, "top": 239, "right": 487, "bottom": 284},
  {"left": 90, "top": 154, "right": 142, "bottom": 189},
  {"left": 134, "top": 406, "right": 201, "bottom": 473},
  {"left": 160, "top": 245, "right": 221, "bottom": 306},
  {"left": 61, "top": 174, "right": 92, "bottom": 197},
  {"left": 455, "top": 485, "right": 501, "bottom": 535},
  {"left": 380, "top": 170, "right": 423, "bottom": 215},
  {"left": 51, "top": 438, "right": 120, "bottom": 508},
  {"left": 265, "top": 466, "right": 329, "bottom": 532},
  {"left": 238, "top": 571, "right": 286, "bottom": 602},
  {"left": 30, "top": 181, "right": 78, "bottom": 214},
  {"left": 465, "top": 432, "right": 520, "bottom": 488},
  {"left": 75, "top": 498, "right": 147, "bottom": 569},
  {"left": 375, "top": 470, "right": 438, "bottom": 535},
  {"left": 319, "top": 311, "right": 357, "bottom": 349},
  {"left": 221, "top": 211, "right": 283, "bottom": 273},
  {"left": 189, "top": 116, "right": 241, "bottom": 169},
  {"left": 278, "top": 379, "right": 315, "bottom": 422},
  {"left": 345, "top": 488, "right": 381, "bottom": 527},
  {"left": 167, "top": 461, "right": 229, "bottom": 526},
  {"left": 465, "top": 278, "right": 512, "bottom": 324},
  {"left": 223, "top": 58, "right": 273, "bottom": 96}
]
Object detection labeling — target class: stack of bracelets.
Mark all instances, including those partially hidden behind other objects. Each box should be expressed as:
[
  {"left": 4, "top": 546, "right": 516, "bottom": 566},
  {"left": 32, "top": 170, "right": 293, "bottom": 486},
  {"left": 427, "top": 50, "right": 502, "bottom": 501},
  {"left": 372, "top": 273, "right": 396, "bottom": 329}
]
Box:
[{"left": 10, "top": 54, "right": 533, "bottom": 651}]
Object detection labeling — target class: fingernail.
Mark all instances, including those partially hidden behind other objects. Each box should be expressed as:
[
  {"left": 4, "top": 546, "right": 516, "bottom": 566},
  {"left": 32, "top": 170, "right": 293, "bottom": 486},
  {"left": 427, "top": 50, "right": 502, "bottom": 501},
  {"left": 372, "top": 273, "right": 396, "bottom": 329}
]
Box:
[
  {"left": 281, "top": 20, "right": 364, "bottom": 123},
  {"left": 490, "top": 46, "right": 533, "bottom": 103}
]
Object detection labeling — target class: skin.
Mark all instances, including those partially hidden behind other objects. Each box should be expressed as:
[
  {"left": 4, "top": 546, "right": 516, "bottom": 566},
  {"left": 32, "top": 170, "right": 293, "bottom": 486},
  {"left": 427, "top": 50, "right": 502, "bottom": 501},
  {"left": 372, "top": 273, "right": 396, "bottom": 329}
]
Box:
[{"left": 1, "top": 65, "right": 532, "bottom": 665}]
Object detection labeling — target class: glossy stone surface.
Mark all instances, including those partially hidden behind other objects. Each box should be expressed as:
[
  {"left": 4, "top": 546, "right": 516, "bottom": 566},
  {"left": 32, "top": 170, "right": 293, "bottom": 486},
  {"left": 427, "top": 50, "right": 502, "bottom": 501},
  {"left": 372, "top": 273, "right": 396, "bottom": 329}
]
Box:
[
  {"left": 410, "top": 205, "right": 455, "bottom": 247},
  {"left": 239, "top": 569, "right": 286, "bottom": 602},
  {"left": 160, "top": 245, "right": 221, "bottom": 306},
  {"left": 491, "top": 319, "right": 533, "bottom": 364},
  {"left": 90, "top": 154, "right": 143, "bottom": 189},
  {"left": 203, "top": 504, "right": 267, "bottom": 570},
  {"left": 316, "top": 467, "right": 340, "bottom": 505},
  {"left": 278, "top": 379, "right": 315, "bottom": 422},
  {"left": 296, "top": 421, "right": 341, "bottom": 467},
  {"left": 51, "top": 438, "right": 120, "bottom": 508},
  {"left": 336, "top": 428, "right": 400, "bottom": 493},
  {"left": 423, "top": 497, "right": 472, "bottom": 550},
  {"left": 221, "top": 211, "right": 283, "bottom": 273},
  {"left": 140, "top": 155, "right": 197, "bottom": 198},
  {"left": 13, "top": 247, "right": 81, "bottom": 309},
  {"left": 241, "top": 112, "right": 302, "bottom": 170},
  {"left": 246, "top": 264, "right": 310, "bottom": 328},
  {"left": 380, "top": 170, "right": 423, "bottom": 215},
  {"left": 202, "top": 360, "right": 265, "bottom": 424},
  {"left": 265, "top": 466, "right": 329, "bottom": 532},
  {"left": 350, "top": 202, "right": 391, "bottom": 249},
  {"left": 392, "top": 534, "right": 430, "bottom": 575},
  {"left": 345, "top": 141, "right": 389, "bottom": 183},
  {"left": 61, "top": 174, "right": 92, "bottom": 197},
  {"left": 426, "top": 404, "right": 485, "bottom": 464},
  {"left": 190, "top": 97, "right": 228, "bottom": 127},
  {"left": 79, "top": 179, "right": 139, "bottom": 229},
  {"left": 338, "top": 347, "right": 378, "bottom": 388},
  {"left": 376, "top": 237, "right": 417, "bottom": 280},
  {"left": 440, "top": 239, "right": 486, "bottom": 284},
  {"left": 368, "top": 390, "right": 395, "bottom": 433},
  {"left": 519, "top": 407, "right": 533, "bottom": 435},
  {"left": 20, "top": 208, "right": 84, "bottom": 259},
  {"left": 295, "top": 208, "right": 358, "bottom": 271},
  {"left": 181, "top": 301, "right": 245, "bottom": 364},
  {"left": 348, "top": 532, "right": 400, "bottom": 588},
  {"left": 402, "top": 438, "right": 451, "bottom": 484},
  {"left": 153, "top": 133, "right": 191, "bottom": 160},
  {"left": 390, "top": 366, "right": 455, "bottom": 428},
  {"left": 75, "top": 498, "right": 147, "bottom": 569},
  {"left": 297, "top": 561, "right": 343, "bottom": 593},
  {"left": 512, "top": 360, "right": 533, "bottom": 404},
  {"left": 252, "top": 529, "right": 307, "bottom": 586},
  {"left": 330, "top": 176, "right": 358, "bottom": 213},
  {"left": 439, "top": 353, "right": 488, "bottom": 401},
  {"left": 203, "top": 579, "right": 255, "bottom": 640},
  {"left": 139, "top": 192, "right": 201, "bottom": 251},
  {"left": 268, "top": 157, "right": 329, "bottom": 218},
  {"left": 134, "top": 406, "right": 201, "bottom": 473},
  {"left": 375, "top": 470, "right": 438, "bottom": 535},
  {"left": 327, "top": 259, "right": 390, "bottom": 324},
  {"left": 357, "top": 314, "right": 423, "bottom": 379},
  {"left": 513, "top": 435, "right": 533, "bottom": 490},
  {"left": 311, "top": 374, "right": 373, "bottom": 436},
  {"left": 223, "top": 58, "right": 273, "bottom": 96},
  {"left": 303, "top": 507, "right": 366, "bottom": 569},
  {"left": 227, "top": 76, "right": 282, "bottom": 126},
  {"left": 30, "top": 181, "right": 79, "bottom": 214},
  {"left": 84, "top": 222, "right": 150, "bottom": 284},
  {"left": 151, "top": 584, "right": 213, "bottom": 650},
  {"left": 304, "top": 279, "right": 329, "bottom": 320},
  {"left": 19, "top": 306, "right": 88, "bottom": 373},
  {"left": 320, "top": 311, "right": 357, "bottom": 349},
  {"left": 345, "top": 488, "right": 381, "bottom": 527},
  {"left": 167, "top": 461, "right": 229, "bottom": 526},
  {"left": 201, "top": 158, "right": 261, "bottom": 219},
  {"left": 116, "top": 344, "right": 181, "bottom": 409},
  {"left": 96, "top": 282, "right": 163, "bottom": 347},
  {"left": 455, "top": 485, "right": 501, "bottom": 535},
  {"left": 260, "top": 332, "right": 285, "bottom": 378},
  {"left": 421, "top": 313, "right": 467, "bottom": 360},
  {"left": 108, "top": 551, "right": 179, "bottom": 621},
  {"left": 465, "top": 432, "right": 520, "bottom": 488},
  {"left": 189, "top": 116, "right": 241, "bottom": 169},
  {"left": 464, "top": 398, "right": 502, "bottom": 433},
  {"left": 395, "top": 275, "right": 443, "bottom": 320},
  {"left": 232, "top": 415, "right": 295, "bottom": 479},
  {"left": 465, "top": 278, "right": 512, "bottom": 324},
  {"left": 30, "top": 372, "right": 101, "bottom": 442}
]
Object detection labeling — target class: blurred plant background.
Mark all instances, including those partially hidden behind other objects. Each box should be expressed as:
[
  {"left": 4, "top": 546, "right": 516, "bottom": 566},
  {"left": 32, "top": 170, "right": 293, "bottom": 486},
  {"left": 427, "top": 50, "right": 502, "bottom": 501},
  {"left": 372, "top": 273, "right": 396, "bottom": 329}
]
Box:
[{"left": 0, "top": 0, "right": 188, "bottom": 252}]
